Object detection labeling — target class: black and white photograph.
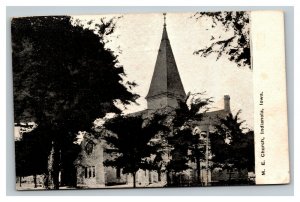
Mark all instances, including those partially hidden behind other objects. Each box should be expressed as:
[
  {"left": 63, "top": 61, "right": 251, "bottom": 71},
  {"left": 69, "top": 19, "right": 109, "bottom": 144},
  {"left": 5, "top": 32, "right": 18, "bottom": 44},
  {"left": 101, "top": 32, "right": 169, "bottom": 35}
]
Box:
[{"left": 12, "top": 11, "right": 259, "bottom": 190}]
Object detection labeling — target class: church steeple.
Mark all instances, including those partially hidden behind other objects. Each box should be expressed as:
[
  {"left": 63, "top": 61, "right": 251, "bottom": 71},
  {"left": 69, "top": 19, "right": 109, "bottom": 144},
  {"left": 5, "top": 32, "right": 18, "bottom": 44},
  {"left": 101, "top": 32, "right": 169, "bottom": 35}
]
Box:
[
  {"left": 163, "top": 12, "right": 166, "bottom": 27},
  {"left": 146, "top": 13, "right": 186, "bottom": 109}
]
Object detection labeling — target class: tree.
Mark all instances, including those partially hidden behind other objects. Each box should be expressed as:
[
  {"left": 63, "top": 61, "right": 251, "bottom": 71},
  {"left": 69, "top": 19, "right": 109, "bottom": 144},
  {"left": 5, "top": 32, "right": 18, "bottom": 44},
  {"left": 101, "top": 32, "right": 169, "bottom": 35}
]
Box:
[
  {"left": 12, "top": 16, "right": 138, "bottom": 189},
  {"left": 102, "top": 113, "right": 168, "bottom": 188},
  {"left": 193, "top": 11, "right": 251, "bottom": 68},
  {"left": 139, "top": 136, "right": 167, "bottom": 183},
  {"left": 173, "top": 92, "right": 213, "bottom": 128},
  {"left": 15, "top": 127, "right": 52, "bottom": 188},
  {"left": 166, "top": 93, "right": 212, "bottom": 186},
  {"left": 166, "top": 128, "right": 193, "bottom": 186},
  {"left": 210, "top": 111, "right": 254, "bottom": 184}
]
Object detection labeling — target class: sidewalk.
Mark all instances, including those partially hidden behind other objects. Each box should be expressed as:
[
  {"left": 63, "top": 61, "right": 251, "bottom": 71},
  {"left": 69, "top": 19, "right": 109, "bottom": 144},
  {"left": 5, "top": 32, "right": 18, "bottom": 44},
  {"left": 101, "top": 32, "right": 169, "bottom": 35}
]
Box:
[{"left": 16, "top": 181, "right": 167, "bottom": 190}]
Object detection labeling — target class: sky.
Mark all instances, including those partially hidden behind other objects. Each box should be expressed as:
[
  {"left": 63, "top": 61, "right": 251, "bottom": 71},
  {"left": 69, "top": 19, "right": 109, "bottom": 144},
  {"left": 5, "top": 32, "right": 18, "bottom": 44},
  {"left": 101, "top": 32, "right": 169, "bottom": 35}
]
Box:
[{"left": 75, "top": 12, "right": 254, "bottom": 129}]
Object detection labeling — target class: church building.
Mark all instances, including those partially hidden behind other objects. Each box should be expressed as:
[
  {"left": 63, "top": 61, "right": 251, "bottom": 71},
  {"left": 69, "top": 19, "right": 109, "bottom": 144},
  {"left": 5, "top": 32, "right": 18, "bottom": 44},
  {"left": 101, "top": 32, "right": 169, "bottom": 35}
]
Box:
[{"left": 75, "top": 14, "right": 234, "bottom": 188}]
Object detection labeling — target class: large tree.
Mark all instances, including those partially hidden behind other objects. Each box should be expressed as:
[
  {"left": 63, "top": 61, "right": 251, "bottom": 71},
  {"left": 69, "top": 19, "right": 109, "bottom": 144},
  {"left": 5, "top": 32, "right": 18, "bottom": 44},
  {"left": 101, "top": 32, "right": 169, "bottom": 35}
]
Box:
[
  {"left": 193, "top": 11, "right": 251, "bottom": 68},
  {"left": 165, "top": 93, "right": 212, "bottom": 186},
  {"left": 103, "top": 113, "right": 168, "bottom": 188},
  {"left": 210, "top": 111, "right": 255, "bottom": 183},
  {"left": 166, "top": 128, "right": 193, "bottom": 186},
  {"left": 12, "top": 16, "right": 138, "bottom": 189}
]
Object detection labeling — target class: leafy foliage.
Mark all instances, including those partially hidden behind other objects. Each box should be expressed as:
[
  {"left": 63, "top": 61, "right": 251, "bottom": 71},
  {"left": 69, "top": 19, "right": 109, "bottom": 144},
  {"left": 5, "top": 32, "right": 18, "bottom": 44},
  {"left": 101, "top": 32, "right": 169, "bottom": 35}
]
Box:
[
  {"left": 15, "top": 127, "right": 51, "bottom": 178},
  {"left": 193, "top": 11, "right": 251, "bottom": 68},
  {"left": 12, "top": 16, "right": 138, "bottom": 188},
  {"left": 102, "top": 113, "right": 168, "bottom": 187},
  {"left": 165, "top": 93, "right": 212, "bottom": 185},
  {"left": 167, "top": 128, "right": 194, "bottom": 173},
  {"left": 210, "top": 111, "right": 254, "bottom": 171},
  {"left": 173, "top": 92, "right": 213, "bottom": 128},
  {"left": 12, "top": 16, "right": 138, "bottom": 131}
]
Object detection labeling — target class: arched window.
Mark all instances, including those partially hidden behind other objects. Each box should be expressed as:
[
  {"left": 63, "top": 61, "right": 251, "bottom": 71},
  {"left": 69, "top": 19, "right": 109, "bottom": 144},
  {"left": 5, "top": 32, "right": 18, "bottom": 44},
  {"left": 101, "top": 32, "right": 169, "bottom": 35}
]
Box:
[{"left": 85, "top": 141, "right": 94, "bottom": 155}]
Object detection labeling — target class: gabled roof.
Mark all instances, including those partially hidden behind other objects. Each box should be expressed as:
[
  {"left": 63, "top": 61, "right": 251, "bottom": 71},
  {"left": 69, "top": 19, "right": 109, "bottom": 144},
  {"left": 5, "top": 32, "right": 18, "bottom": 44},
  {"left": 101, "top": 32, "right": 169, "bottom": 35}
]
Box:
[
  {"left": 146, "top": 24, "right": 186, "bottom": 100},
  {"left": 203, "top": 109, "right": 229, "bottom": 125}
]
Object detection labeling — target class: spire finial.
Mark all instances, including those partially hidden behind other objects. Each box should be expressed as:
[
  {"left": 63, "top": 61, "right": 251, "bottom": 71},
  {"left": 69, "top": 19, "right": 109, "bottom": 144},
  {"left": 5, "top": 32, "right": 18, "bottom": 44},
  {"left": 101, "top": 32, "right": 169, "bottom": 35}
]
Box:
[{"left": 163, "top": 13, "right": 166, "bottom": 27}]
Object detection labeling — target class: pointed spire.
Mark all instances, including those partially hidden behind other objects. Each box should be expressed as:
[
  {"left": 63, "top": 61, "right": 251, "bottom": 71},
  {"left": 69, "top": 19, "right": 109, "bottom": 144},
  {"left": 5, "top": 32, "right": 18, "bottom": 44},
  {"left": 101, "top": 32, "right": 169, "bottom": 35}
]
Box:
[
  {"left": 161, "top": 13, "right": 168, "bottom": 41},
  {"left": 163, "top": 13, "right": 166, "bottom": 27},
  {"left": 146, "top": 13, "right": 186, "bottom": 109}
]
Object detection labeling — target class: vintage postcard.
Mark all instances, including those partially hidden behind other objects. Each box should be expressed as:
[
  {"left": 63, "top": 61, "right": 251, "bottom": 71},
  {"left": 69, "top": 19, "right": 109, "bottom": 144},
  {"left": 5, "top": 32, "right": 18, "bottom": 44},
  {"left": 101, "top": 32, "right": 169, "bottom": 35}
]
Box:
[{"left": 12, "top": 11, "right": 289, "bottom": 190}]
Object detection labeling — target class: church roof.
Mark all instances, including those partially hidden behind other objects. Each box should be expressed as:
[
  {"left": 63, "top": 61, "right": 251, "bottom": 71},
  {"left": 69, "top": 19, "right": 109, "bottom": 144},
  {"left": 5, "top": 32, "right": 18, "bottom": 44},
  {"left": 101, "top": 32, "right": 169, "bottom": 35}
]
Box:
[
  {"left": 203, "top": 109, "right": 229, "bottom": 125},
  {"left": 145, "top": 22, "right": 186, "bottom": 100}
]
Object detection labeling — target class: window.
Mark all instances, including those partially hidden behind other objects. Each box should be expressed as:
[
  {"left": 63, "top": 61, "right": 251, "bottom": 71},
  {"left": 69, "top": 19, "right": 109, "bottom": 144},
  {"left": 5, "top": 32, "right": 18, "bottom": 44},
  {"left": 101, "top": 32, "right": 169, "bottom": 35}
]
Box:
[
  {"left": 116, "top": 167, "right": 121, "bottom": 179},
  {"left": 89, "top": 167, "right": 92, "bottom": 178},
  {"left": 85, "top": 141, "right": 95, "bottom": 155},
  {"left": 92, "top": 166, "right": 96, "bottom": 178},
  {"left": 85, "top": 166, "right": 96, "bottom": 178}
]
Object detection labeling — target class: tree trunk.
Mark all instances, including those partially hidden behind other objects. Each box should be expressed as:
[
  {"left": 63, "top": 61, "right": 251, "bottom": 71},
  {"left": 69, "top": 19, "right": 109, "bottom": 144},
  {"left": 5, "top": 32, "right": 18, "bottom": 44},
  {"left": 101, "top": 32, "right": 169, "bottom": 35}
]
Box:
[
  {"left": 228, "top": 169, "right": 232, "bottom": 185},
  {"left": 148, "top": 170, "right": 151, "bottom": 184},
  {"left": 157, "top": 170, "right": 161, "bottom": 182},
  {"left": 46, "top": 142, "right": 54, "bottom": 189},
  {"left": 33, "top": 174, "right": 37, "bottom": 188},
  {"left": 166, "top": 170, "right": 171, "bottom": 186},
  {"left": 19, "top": 176, "right": 22, "bottom": 187},
  {"left": 196, "top": 155, "right": 201, "bottom": 185},
  {"left": 179, "top": 174, "right": 182, "bottom": 186},
  {"left": 46, "top": 141, "right": 60, "bottom": 189},
  {"left": 132, "top": 172, "right": 136, "bottom": 188}
]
